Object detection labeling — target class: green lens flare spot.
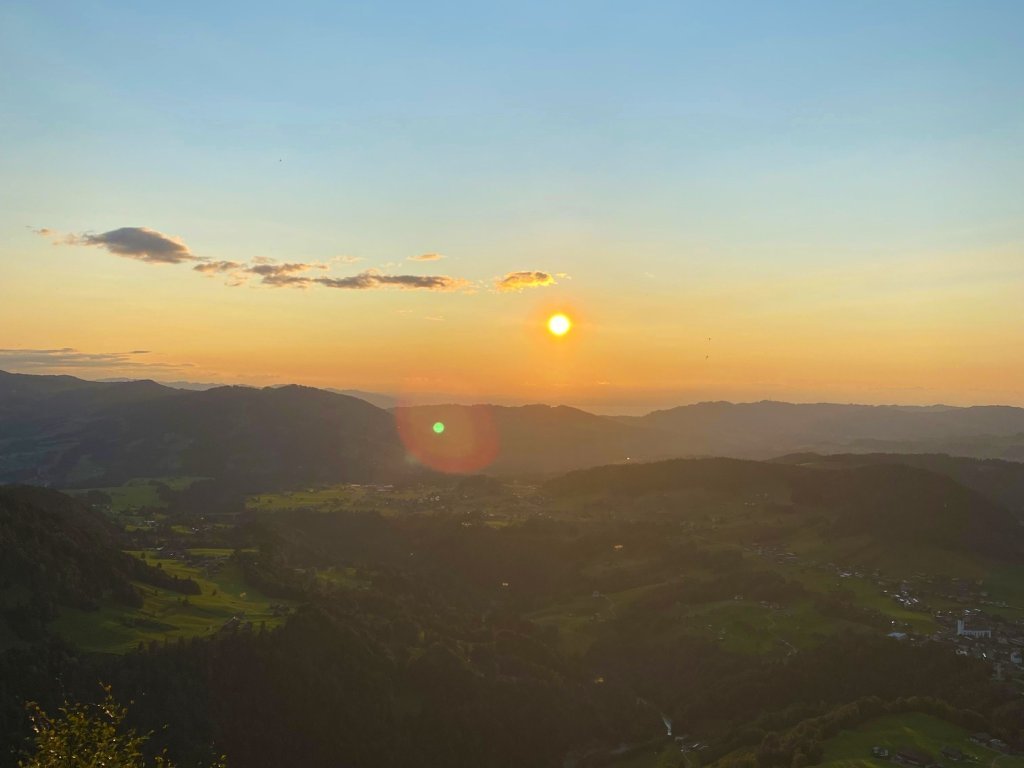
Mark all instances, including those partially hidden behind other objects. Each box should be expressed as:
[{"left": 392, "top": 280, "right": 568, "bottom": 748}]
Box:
[{"left": 432, "top": 421, "right": 445, "bottom": 435}]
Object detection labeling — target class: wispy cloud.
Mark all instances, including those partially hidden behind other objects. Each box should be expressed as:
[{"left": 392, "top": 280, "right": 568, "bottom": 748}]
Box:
[
  {"left": 193, "top": 260, "right": 244, "bottom": 274},
  {"left": 495, "top": 270, "right": 560, "bottom": 292},
  {"left": 408, "top": 252, "right": 445, "bottom": 262},
  {"left": 0, "top": 348, "right": 194, "bottom": 371},
  {"left": 193, "top": 261, "right": 465, "bottom": 291},
  {"left": 315, "top": 270, "right": 467, "bottom": 291}
]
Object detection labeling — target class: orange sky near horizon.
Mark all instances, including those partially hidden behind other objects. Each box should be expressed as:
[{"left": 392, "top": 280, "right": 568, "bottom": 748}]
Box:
[{"left": 2, "top": 231, "right": 1022, "bottom": 411}]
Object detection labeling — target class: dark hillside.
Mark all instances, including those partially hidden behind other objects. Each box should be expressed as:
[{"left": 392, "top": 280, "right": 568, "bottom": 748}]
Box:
[
  {"left": 788, "top": 463, "right": 1022, "bottom": 559},
  {"left": 64, "top": 384, "right": 407, "bottom": 487},
  {"left": 546, "top": 457, "right": 802, "bottom": 497},
  {"left": 0, "top": 486, "right": 193, "bottom": 644},
  {"left": 395, "top": 403, "right": 671, "bottom": 474},
  {"left": 547, "top": 458, "right": 1024, "bottom": 562},
  {"left": 777, "top": 452, "right": 1024, "bottom": 517},
  {"left": 0, "top": 377, "right": 409, "bottom": 488}
]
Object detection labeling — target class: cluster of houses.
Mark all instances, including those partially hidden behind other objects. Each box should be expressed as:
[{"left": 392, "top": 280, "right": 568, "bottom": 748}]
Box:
[
  {"left": 882, "top": 608, "right": 1024, "bottom": 680},
  {"left": 746, "top": 543, "right": 1024, "bottom": 679},
  {"left": 870, "top": 746, "right": 936, "bottom": 767},
  {"left": 932, "top": 609, "right": 1024, "bottom": 679},
  {"left": 968, "top": 733, "right": 1011, "bottom": 753}
]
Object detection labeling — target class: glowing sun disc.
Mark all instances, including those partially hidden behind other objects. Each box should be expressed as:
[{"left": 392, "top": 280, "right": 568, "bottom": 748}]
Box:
[{"left": 547, "top": 313, "right": 572, "bottom": 336}]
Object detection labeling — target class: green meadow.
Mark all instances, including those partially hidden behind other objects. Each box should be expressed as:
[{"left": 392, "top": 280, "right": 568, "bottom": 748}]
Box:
[
  {"left": 818, "top": 712, "right": 1024, "bottom": 768},
  {"left": 606, "top": 743, "right": 683, "bottom": 768},
  {"left": 51, "top": 548, "right": 293, "bottom": 654},
  {"left": 65, "top": 476, "right": 207, "bottom": 514}
]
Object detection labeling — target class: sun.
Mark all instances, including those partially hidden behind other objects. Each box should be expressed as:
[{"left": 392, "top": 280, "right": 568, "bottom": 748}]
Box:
[{"left": 547, "top": 313, "right": 572, "bottom": 336}]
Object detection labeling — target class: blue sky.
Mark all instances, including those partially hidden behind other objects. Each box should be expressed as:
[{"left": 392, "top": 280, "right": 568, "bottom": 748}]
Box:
[{"left": 2, "top": 1, "right": 1023, "bottom": 407}]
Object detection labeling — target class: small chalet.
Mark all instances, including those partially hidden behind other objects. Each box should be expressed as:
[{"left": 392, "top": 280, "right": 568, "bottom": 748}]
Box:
[{"left": 895, "top": 748, "right": 933, "bottom": 767}]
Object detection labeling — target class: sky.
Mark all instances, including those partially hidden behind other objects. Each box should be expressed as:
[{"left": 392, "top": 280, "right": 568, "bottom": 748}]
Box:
[{"left": 1, "top": 1, "right": 1023, "bottom": 412}]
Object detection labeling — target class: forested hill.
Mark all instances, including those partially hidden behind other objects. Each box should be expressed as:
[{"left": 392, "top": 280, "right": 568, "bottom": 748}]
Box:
[
  {"left": 547, "top": 457, "right": 1024, "bottom": 562},
  {"left": 775, "top": 452, "right": 1024, "bottom": 516},
  {"left": 0, "top": 371, "right": 407, "bottom": 488},
  {"left": 0, "top": 485, "right": 196, "bottom": 646}
]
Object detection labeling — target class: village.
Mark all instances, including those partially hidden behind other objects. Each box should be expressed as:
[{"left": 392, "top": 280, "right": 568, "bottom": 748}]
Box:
[{"left": 747, "top": 544, "right": 1024, "bottom": 687}]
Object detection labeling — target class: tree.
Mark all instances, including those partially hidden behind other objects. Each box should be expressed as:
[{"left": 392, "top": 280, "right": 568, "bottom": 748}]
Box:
[{"left": 19, "top": 685, "right": 226, "bottom": 768}]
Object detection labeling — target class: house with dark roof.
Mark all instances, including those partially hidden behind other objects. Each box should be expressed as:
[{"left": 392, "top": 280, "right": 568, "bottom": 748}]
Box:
[
  {"left": 941, "top": 746, "right": 965, "bottom": 762},
  {"left": 895, "top": 748, "right": 933, "bottom": 767}
]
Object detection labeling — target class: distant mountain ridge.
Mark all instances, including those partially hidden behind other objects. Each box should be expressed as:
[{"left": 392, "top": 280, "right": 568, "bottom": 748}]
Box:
[
  {"left": 0, "top": 371, "right": 405, "bottom": 488},
  {"left": 621, "top": 400, "right": 1024, "bottom": 460},
  {"left": 2, "top": 370, "right": 1024, "bottom": 489}
]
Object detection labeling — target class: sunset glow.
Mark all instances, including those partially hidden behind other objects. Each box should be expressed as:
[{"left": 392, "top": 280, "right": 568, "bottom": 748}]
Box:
[{"left": 0, "top": 3, "right": 1021, "bottom": 411}]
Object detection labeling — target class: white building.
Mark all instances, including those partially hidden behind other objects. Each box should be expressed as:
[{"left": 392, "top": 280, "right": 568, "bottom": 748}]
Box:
[{"left": 957, "top": 618, "right": 992, "bottom": 639}]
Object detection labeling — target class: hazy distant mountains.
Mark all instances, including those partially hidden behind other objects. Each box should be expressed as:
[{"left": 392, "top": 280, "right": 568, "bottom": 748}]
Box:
[
  {"left": 623, "top": 400, "right": 1024, "bottom": 460},
  {"left": 3, "top": 369, "right": 1024, "bottom": 488}
]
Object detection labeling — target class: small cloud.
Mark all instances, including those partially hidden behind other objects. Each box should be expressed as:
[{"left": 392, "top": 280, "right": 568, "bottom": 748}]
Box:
[
  {"left": 315, "top": 270, "right": 468, "bottom": 291},
  {"left": 495, "top": 270, "right": 559, "bottom": 292},
  {"left": 261, "top": 273, "right": 314, "bottom": 288},
  {"left": 425, "top": 315, "right": 446, "bottom": 321},
  {"left": 45, "top": 226, "right": 200, "bottom": 264},
  {"left": 195, "top": 259, "right": 327, "bottom": 287},
  {"left": 333, "top": 255, "right": 363, "bottom": 264},
  {"left": 247, "top": 261, "right": 327, "bottom": 278},
  {"left": 409, "top": 253, "right": 445, "bottom": 262},
  {"left": 194, "top": 260, "right": 245, "bottom": 275}
]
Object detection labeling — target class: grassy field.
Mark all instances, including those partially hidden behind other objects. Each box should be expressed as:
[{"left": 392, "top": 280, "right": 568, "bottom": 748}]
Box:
[
  {"left": 245, "top": 483, "right": 433, "bottom": 514},
  {"left": 66, "top": 476, "right": 207, "bottom": 514},
  {"left": 818, "top": 712, "right": 1024, "bottom": 768},
  {"left": 606, "top": 742, "right": 682, "bottom": 768},
  {"left": 531, "top": 577, "right": 869, "bottom": 658},
  {"left": 314, "top": 565, "right": 371, "bottom": 590},
  {"left": 530, "top": 582, "right": 667, "bottom": 655},
  {"left": 51, "top": 548, "right": 293, "bottom": 653},
  {"left": 979, "top": 566, "right": 1024, "bottom": 617},
  {"left": 777, "top": 567, "right": 938, "bottom": 635},
  {"left": 246, "top": 483, "right": 479, "bottom": 516},
  {"left": 247, "top": 485, "right": 365, "bottom": 512},
  {"left": 674, "top": 598, "right": 857, "bottom": 654}
]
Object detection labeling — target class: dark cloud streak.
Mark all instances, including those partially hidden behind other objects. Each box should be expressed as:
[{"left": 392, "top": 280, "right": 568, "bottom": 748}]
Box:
[
  {"left": 41, "top": 224, "right": 475, "bottom": 293},
  {"left": 315, "top": 271, "right": 466, "bottom": 291},
  {"left": 51, "top": 227, "right": 200, "bottom": 264},
  {"left": 0, "top": 348, "right": 193, "bottom": 370}
]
